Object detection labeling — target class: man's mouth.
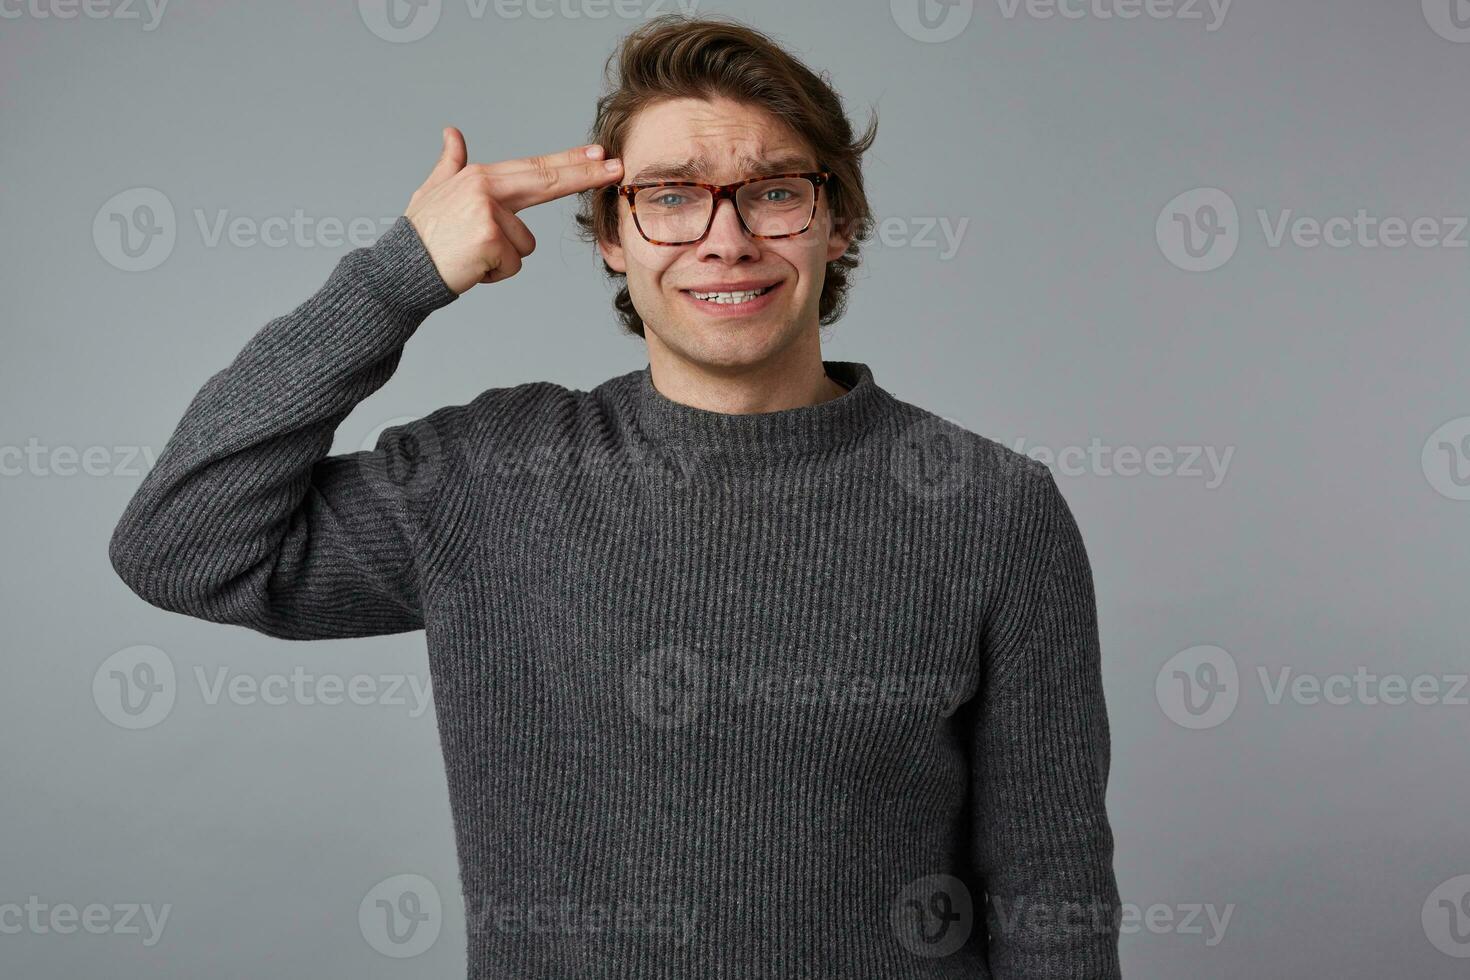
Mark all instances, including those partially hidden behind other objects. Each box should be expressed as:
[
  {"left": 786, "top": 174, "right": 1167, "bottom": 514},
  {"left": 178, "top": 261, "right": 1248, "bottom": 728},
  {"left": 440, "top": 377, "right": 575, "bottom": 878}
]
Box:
[
  {"left": 682, "top": 283, "right": 782, "bottom": 302},
  {"left": 679, "top": 281, "right": 783, "bottom": 314}
]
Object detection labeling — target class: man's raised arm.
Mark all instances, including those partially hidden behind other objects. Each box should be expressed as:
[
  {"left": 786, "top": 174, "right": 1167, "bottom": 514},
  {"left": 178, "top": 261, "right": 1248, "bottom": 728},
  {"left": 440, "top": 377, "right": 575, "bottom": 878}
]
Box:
[{"left": 107, "top": 128, "right": 624, "bottom": 639}]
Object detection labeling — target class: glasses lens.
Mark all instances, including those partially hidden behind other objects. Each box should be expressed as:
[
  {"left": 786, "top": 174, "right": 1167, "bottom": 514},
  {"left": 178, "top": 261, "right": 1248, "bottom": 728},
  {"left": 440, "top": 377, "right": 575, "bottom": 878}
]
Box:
[
  {"left": 633, "top": 185, "right": 714, "bottom": 243},
  {"left": 736, "top": 177, "right": 816, "bottom": 237}
]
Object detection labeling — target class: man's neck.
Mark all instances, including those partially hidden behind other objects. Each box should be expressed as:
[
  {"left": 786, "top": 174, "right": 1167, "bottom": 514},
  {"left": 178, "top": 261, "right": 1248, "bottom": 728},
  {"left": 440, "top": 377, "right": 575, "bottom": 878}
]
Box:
[{"left": 644, "top": 338, "right": 847, "bottom": 416}]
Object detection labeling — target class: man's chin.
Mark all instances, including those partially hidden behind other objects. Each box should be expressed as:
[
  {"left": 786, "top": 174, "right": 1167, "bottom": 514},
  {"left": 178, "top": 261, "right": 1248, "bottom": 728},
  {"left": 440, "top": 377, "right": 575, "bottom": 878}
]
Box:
[{"left": 650, "top": 319, "right": 790, "bottom": 371}]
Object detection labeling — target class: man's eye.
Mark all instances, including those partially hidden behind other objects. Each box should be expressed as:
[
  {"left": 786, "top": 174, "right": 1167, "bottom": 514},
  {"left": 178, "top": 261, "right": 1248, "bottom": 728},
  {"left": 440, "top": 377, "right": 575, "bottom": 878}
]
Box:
[{"left": 652, "top": 192, "right": 689, "bottom": 207}]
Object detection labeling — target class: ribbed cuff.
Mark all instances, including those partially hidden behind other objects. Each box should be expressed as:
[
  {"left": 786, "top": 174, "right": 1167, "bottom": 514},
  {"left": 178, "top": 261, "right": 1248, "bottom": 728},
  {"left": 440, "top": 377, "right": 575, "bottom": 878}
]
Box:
[{"left": 355, "top": 215, "right": 459, "bottom": 317}]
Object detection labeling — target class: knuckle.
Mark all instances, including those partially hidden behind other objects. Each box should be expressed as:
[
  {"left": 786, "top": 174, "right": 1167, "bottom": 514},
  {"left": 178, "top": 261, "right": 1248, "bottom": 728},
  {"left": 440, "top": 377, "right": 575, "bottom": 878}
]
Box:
[{"left": 531, "top": 158, "right": 558, "bottom": 187}]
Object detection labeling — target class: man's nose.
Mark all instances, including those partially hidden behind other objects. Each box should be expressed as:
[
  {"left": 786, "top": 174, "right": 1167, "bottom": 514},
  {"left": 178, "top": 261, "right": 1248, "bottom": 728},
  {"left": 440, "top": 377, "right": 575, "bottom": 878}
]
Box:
[{"left": 696, "top": 198, "right": 759, "bottom": 261}]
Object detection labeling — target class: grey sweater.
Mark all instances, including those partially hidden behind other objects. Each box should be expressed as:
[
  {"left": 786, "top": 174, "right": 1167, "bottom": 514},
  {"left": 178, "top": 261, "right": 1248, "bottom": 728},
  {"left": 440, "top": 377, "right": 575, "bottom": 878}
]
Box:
[{"left": 108, "top": 216, "right": 1122, "bottom": 979}]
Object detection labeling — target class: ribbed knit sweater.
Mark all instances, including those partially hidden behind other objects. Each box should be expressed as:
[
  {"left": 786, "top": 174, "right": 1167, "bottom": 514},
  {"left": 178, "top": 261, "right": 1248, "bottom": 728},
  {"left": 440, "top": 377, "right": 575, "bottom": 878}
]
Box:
[{"left": 107, "top": 216, "right": 1122, "bottom": 979}]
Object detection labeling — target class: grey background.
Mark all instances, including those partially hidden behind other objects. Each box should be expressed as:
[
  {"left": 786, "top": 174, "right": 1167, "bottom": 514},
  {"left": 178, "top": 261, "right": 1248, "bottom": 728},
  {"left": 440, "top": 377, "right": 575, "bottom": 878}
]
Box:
[{"left": 3, "top": 0, "right": 1467, "bottom": 976}]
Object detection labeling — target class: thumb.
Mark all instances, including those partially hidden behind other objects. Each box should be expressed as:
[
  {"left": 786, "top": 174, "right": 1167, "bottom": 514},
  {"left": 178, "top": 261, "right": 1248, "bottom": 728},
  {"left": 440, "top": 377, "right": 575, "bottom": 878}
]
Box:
[{"left": 423, "top": 126, "right": 468, "bottom": 189}]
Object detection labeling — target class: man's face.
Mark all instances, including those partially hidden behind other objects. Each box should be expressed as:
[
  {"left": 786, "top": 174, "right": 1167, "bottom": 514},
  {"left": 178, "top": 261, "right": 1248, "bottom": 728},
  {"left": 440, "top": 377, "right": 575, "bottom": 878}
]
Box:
[{"left": 598, "top": 96, "right": 851, "bottom": 372}]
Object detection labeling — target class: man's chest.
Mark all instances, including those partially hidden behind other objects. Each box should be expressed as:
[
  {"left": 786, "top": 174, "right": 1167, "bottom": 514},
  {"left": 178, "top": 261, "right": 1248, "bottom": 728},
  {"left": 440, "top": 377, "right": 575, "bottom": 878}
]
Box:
[{"left": 441, "top": 468, "right": 983, "bottom": 727}]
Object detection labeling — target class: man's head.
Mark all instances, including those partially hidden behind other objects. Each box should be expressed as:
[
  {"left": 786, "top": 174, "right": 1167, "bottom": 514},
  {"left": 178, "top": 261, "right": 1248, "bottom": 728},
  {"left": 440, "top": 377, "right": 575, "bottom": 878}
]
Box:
[{"left": 575, "top": 15, "right": 877, "bottom": 372}]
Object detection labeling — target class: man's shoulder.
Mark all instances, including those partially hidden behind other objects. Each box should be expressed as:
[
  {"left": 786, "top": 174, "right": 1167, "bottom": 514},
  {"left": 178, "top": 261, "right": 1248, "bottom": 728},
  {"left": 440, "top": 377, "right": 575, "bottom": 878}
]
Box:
[
  {"left": 461, "top": 376, "right": 579, "bottom": 430},
  {"left": 419, "top": 368, "right": 642, "bottom": 461},
  {"left": 878, "top": 394, "right": 1054, "bottom": 504}
]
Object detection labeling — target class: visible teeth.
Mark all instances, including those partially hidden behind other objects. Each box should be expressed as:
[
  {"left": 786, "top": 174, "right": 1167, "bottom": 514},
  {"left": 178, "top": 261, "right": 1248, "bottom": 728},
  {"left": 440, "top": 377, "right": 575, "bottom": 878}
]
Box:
[{"left": 690, "top": 286, "right": 770, "bottom": 303}]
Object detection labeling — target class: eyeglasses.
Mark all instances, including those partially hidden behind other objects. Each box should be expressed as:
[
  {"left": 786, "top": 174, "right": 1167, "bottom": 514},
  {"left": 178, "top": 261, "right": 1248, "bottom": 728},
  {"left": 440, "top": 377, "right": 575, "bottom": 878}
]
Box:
[{"left": 614, "top": 171, "right": 831, "bottom": 245}]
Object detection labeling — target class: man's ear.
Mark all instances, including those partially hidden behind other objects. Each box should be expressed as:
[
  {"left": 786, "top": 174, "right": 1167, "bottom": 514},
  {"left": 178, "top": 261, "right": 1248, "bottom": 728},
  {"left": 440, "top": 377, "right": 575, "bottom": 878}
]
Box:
[
  {"left": 824, "top": 214, "right": 852, "bottom": 264},
  {"left": 598, "top": 235, "right": 627, "bottom": 274}
]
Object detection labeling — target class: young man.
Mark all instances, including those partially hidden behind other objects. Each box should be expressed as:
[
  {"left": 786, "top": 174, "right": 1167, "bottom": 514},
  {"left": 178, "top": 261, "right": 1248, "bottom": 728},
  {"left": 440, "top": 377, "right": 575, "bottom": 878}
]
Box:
[{"left": 109, "top": 14, "right": 1122, "bottom": 978}]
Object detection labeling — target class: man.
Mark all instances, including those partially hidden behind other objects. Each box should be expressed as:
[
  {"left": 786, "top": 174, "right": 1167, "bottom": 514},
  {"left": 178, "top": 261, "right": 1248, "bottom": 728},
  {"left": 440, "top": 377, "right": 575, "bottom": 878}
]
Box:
[{"left": 109, "top": 13, "right": 1122, "bottom": 978}]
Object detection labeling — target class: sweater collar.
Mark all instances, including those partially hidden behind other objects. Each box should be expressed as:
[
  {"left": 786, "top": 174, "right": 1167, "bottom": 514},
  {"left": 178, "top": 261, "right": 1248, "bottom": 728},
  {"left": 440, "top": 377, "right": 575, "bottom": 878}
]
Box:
[{"left": 629, "top": 359, "right": 891, "bottom": 458}]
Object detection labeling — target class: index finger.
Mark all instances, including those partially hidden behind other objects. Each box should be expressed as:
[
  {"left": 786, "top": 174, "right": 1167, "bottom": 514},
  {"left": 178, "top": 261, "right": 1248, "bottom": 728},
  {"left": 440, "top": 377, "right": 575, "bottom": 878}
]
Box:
[
  {"left": 480, "top": 143, "right": 608, "bottom": 177},
  {"left": 486, "top": 156, "right": 624, "bottom": 212}
]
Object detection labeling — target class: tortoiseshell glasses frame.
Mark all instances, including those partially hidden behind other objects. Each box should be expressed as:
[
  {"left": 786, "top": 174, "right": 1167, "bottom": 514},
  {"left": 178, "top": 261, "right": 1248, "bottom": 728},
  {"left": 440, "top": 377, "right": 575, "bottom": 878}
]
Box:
[{"left": 613, "top": 171, "right": 832, "bottom": 246}]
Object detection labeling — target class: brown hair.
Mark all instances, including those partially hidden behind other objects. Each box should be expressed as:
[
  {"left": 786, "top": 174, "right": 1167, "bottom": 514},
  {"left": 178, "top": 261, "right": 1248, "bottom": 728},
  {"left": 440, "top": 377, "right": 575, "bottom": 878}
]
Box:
[{"left": 573, "top": 13, "right": 879, "bottom": 339}]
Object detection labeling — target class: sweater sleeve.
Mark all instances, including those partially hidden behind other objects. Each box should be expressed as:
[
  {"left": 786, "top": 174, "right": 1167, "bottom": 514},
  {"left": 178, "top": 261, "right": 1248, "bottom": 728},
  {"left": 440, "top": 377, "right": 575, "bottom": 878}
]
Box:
[
  {"left": 968, "top": 463, "right": 1122, "bottom": 978},
  {"left": 107, "top": 216, "right": 463, "bottom": 640}
]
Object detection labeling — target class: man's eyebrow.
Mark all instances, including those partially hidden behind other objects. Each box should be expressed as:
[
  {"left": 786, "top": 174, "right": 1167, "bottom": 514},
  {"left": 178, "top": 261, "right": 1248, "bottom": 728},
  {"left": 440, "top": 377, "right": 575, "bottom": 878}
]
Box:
[{"left": 628, "top": 153, "right": 816, "bottom": 183}]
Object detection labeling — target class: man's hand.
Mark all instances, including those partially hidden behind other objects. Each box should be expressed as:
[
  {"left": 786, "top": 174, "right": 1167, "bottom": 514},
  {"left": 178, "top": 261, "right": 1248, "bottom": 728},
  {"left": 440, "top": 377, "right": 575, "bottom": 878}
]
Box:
[{"left": 404, "top": 126, "right": 624, "bottom": 294}]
